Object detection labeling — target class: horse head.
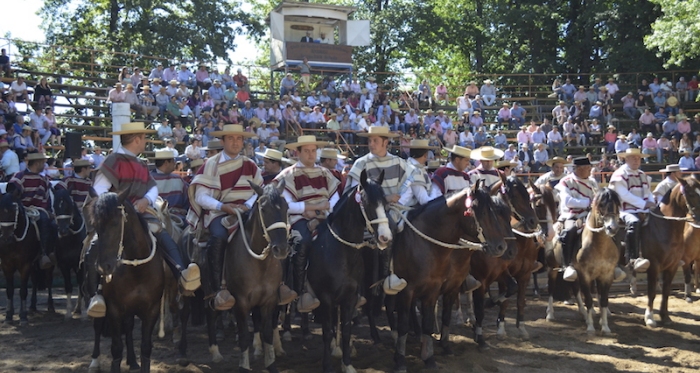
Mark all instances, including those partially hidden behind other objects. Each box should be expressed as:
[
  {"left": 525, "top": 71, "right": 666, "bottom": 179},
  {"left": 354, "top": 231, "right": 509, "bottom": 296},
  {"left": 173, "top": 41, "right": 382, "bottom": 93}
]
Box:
[
  {"left": 530, "top": 183, "right": 558, "bottom": 239},
  {"left": 0, "top": 184, "right": 23, "bottom": 246},
  {"left": 457, "top": 178, "right": 513, "bottom": 257},
  {"left": 592, "top": 188, "right": 622, "bottom": 237},
  {"left": 53, "top": 187, "right": 77, "bottom": 238},
  {"left": 250, "top": 179, "right": 291, "bottom": 260},
  {"left": 675, "top": 177, "right": 700, "bottom": 223},
  {"left": 359, "top": 169, "right": 392, "bottom": 249},
  {"left": 503, "top": 174, "right": 539, "bottom": 232}
]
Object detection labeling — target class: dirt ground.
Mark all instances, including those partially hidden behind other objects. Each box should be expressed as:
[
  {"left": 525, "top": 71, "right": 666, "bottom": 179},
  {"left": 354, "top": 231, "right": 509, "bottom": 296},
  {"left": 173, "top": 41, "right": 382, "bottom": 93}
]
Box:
[{"left": 1, "top": 279, "right": 700, "bottom": 373}]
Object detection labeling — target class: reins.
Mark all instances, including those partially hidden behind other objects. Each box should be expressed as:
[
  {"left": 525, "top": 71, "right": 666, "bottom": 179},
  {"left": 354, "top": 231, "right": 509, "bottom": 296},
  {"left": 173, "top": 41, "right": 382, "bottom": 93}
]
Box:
[
  {"left": 232, "top": 199, "right": 290, "bottom": 261},
  {"left": 327, "top": 186, "right": 388, "bottom": 249},
  {"left": 0, "top": 202, "right": 30, "bottom": 241},
  {"left": 115, "top": 205, "right": 157, "bottom": 266}
]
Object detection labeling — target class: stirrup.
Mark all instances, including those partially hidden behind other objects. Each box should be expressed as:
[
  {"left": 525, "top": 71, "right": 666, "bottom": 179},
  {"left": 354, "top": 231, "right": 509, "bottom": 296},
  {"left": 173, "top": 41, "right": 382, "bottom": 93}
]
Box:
[
  {"left": 356, "top": 295, "right": 367, "bottom": 309},
  {"left": 464, "top": 275, "right": 481, "bottom": 293},
  {"left": 633, "top": 258, "right": 650, "bottom": 273},
  {"left": 39, "top": 255, "right": 53, "bottom": 270},
  {"left": 278, "top": 284, "right": 298, "bottom": 305},
  {"left": 87, "top": 295, "right": 106, "bottom": 318},
  {"left": 563, "top": 266, "right": 578, "bottom": 282},
  {"left": 213, "top": 289, "right": 236, "bottom": 311},
  {"left": 383, "top": 274, "right": 407, "bottom": 295},
  {"left": 613, "top": 267, "right": 626, "bottom": 282},
  {"left": 531, "top": 261, "right": 543, "bottom": 273},
  {"left": 297, "top": 293, "right": 320, "bottom": 313},
  {"left": 179, "top": 263, "right": 201, "bottom": 291}
]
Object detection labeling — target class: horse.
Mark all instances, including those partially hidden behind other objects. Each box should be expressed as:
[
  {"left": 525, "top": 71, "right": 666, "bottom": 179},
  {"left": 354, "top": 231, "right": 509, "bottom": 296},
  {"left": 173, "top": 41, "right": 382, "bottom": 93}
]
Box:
[
  {"left": 53, "top": 187, "right": 87, "bottom": 320},
  {"left": 574, "top": 187, "right": 622, "bottom": 334},
  {"left": 0, "top": 185, "right": 43, "bottom": 325},
  {"left": 638, "top": 177, "right": 700, "bottom": 327},
  {"left": 392, "top": 179, "right": 513, "bottom": 372},
  {"left": 89, "top": 192, "right": 164, "bottom": 373},
  {"left": 307, "top": 169, "right": 392, "bottom": 373}
]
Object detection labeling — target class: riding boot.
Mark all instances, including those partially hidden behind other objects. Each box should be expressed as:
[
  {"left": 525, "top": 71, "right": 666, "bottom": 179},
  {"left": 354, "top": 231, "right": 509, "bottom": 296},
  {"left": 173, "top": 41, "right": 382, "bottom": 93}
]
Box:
[
  {"left": 625, "top": 222, "right": 649, "bottom": 272},
  {"left": 206, "top": 237, "right": 235, "bottom": 310},
  {"left": 154, "top": 230, "right": 200, "bottom": 292},
  {"left": 85, "top": 242, "right": 106, "bottom": 318},
  {"left": 381, "top": 248, "right": 407, "bottom": 295},
  {"left": 294, "top": 241, "right": 319, "bottom": 313}
]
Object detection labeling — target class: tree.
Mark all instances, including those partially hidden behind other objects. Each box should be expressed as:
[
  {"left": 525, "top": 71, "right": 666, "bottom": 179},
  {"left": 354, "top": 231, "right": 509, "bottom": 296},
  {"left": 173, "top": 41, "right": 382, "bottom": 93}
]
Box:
[
  {"left": 38, "top": 0, "right": 263, "bottom": 73},
  {"left": 645, "top": 0, "right": 700, "bottom": 67}
]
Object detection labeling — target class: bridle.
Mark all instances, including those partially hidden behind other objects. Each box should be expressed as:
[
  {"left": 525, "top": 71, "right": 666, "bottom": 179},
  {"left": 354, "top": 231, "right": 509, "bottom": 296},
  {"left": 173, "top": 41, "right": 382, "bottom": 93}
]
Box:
[
  {"left": 56, "top": 201, "right": 85, "bottom": 237},
  {"left": 328, "top": 186, "right": 388, "bottom": 249},
  {"left": 0, "top": 203, "right": 29, "bottom": 241},
  {"left": 114, "top": 205, "right": 157, "bottom": 267},
  {"left": 507, "top": 186, "right": 542, "bottom": 238},
  {"left": 586, "top": 204, "right": 618, "bottom": 234},
  {"left": 235, "top": 195, "right": 290, "bottom": 261}
]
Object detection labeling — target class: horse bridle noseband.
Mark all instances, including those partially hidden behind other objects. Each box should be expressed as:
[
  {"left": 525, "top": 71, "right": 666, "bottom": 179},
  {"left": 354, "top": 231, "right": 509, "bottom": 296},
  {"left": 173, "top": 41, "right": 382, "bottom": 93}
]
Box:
[
  {"left": 327, "top": 186, "right": 388, "bottom": 249},
  {"left": 0, "top": 203, "right": 30, "bottom": 241},
  {"left": 234, "top": 196, "right": 290, "bottom": 261}
]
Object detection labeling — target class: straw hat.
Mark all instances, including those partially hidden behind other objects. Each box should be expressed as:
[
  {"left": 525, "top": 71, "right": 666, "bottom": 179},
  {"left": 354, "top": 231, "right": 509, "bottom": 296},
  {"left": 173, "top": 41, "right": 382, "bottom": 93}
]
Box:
[
  {"left": 617, "top": 134, "right": 627, "bottom": 139},
  {"left": 256, "top": 148, "right": 290, "bottom": 163},
  {"left": 0, "top": 141, "right": 9, "bottom": 148},
  {"left": 443, "top": 145, "right": 472, "bottom": 158},
  {"left": 357, "top": 126, "right": 399, "bottom": 138},
  {"left": 109, "top": 122, "right": 157, "bottom": 135},
  {"left": 424, "top": 109, "right": 433, "bottom": 114},
  {"left": 72, "top": 159, "right": 91, "bottom": 167},
  {"left": 285, "top": 135, "right": 329, "bottom": 150},
  {"left": 406, "top": 139, "right": 438, "bottom": 149},
  {"left": 203, "top": 139, "right": 223, "bottom": 151},
  {"left": 210, "top": 124, "right": 255, "bottom": 138},
  {"left": 319, "top": 148, "right": 347, "bottom": 160},
  {"left": 617, "top": 148, "right": 650, "bottom": 158},
  {"left": 659, "top": 164, "right": 682, "bottom": 173},
  {"left": 496, "top": 160, "right": 519, "bottom": 169},
  {"left": 483, "top": 79, "right": 493, "bottom": 84},
  {"left": 426, "top": 160, "right": 442, "bottom": 170},
  {"left": 22, "top": 125, "right": 33, "bottom": 132},
  {"left": 368, "top": 77, "right": 376, "bottom": 81},
  {"left": 149, "top": 149, "right": 176, "bottom": 160},
  {"left": 190, "top": 159, "right": 204, "bottom": 168},
  {"left": 470, "top": 146, "right": 504, "bottom": 161},
  {"left": 26, "top": 152, "right": 50, "bottom": 161},
  {"left": 169, "top": 80, "right": 178, "bottom": 85},
  {"left": 545, "top": 156, "right": 568, "bottom": 167}
]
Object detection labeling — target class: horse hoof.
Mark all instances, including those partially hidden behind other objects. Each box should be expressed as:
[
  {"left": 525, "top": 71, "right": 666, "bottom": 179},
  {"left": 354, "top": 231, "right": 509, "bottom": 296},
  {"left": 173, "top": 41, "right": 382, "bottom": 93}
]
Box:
[
  {"left": 586, "top": 327, "right": 595, "bottom": 335},
  {"left": 88, "top": 365, "right": 100, "bottom": 373},
  {"left": 71, "top": 311, "right": 82, "bottom": 320},
  {"left": 177, "top": 356, "right": 189, "bottom": 367},
  {"left": 546, "top": 314, "right": 555, "bottom": 322},
  {"left": 661, "top": 316, "right": 673, "bottom": 325},
  {"left": 441, "top": 343, "right": 454, "bottom": 356},
  {"left": 601, "top": 327, "right": 612, "bottom": 335},
  {"left": 19, "top": 319, "right": 28, "bottom": 327},
  {"left": 423, "top": 356, "right": 438, "bottom": 369},
  {"left": 332, "top": 346, "right": 342, "bottom": 359},
  {"left": 210, "top": 345, "right": 224, "bottom": 363},
  {"left": 128, "top": 363, "right": 140, "bottom": 371},
  {"left": 645, "top": 318, "right": 657, "bottom": 328},
  {"left": 282, "top": 331, "right": 292, "bottom": 342},
  {"left": 303, "top": 332, "right": 313, "bottom": 341},
  {"left": 518, "top": 327, "right": 530, "bottom": 341},
  {"left": 686, "top": 297, "right": 693, "bottom": 304},
  {"left": 341, "top": 364, "right": 357, "bottom": 373},
  {"left": 393, "top": 366, "right": 407, "bottom": 373}
]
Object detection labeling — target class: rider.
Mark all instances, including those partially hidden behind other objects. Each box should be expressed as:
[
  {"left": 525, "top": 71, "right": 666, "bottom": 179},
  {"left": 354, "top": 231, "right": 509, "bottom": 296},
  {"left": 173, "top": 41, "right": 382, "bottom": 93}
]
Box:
[
  {"left": 609, "top": 148, "right": 653, "bottom": 273},
  {"left": 274, "top": 135, "right": 340, "bottom": 313},
  {"left": 257, "top": 148, "right": 289, "bottom": 185},
  {"left": 56, "top": 158, "right": 93, "bottom": 209},
  {"left": 150, "top": 149, "right": 189, "bottom": 222},
  {"left": 534, "top": 156, "right": 568, "bottom": 189},
  {"left": 319, "top": 148, "right": 346, "bottom": 192},
  {"left": 344, "top": 126, "right": 411, "bottom": 295},
  {"left": 187, "top": 124, "right": 296, "bottom": 311},
  {"left": 9, "top": 152, "right": 56, "bottom": 269},
  {"left": 653, "top": 164, "right": 682, "bottom": 204},
  {"left": 405, "top": 139, "right": 439, "bottom": 206},
  {"left": 87, "top": 122, "right": 200, "bottom": 318}
]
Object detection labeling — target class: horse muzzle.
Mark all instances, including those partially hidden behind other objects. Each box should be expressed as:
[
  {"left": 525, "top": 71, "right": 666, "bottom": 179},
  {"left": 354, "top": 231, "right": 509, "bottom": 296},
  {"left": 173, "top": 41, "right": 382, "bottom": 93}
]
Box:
[{"left": 271, "top": 244, "right": 291, "bottom": 260}]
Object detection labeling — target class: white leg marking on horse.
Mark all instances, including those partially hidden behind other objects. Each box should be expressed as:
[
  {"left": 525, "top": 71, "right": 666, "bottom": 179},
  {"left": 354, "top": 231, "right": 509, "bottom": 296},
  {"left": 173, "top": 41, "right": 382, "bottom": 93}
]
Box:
[
  {"left": 253, "top": 332, "right": 262, "bottom": 358},
  {"left": 239, "top": 348, "right": 250, "bottom": 370},
  {"left": 630, "top": 277, "right": 638, "bottom": 296},
  {"left": 546, "top": 295, "right": 555, "bottom": 321},
  {"left": 497, "top": 320, "right": 506, "bottom": 339},
  {"left": 273, "top": 328, "right": 286, "bottom": 356},
  {"left": 209, "top": 344, "right": 223, "bottom": 363},
  {"left": 576, "top": 293, "right": 586, "bottom": 320},
  {"left": 264, "top": 343, "right": 275, "bottom": 368},
  {"left": 375, "top": 205, "right": 392, "bottom": 249},
  {"left": 586, "top": 308, "right": 595, "bottom": 334},
  {"left": 88, "top": 358, "right": 100, "bottom": 370},
  {"left": 331, "top": 337, "right": 342, "bottom": 358},
  {"left": 65, "top": 292, "right": 73, "bottom": 320},
  {"left": 158, "top": 294, "right": 166, "bottom": 339},
  {"left": 645, "top": 308, "right": 656, "bottom": 328},
  {"left": 600, "top": 307, "right": 611, "bottom": 335},
  {"left": 391, "top": 330, "right": 398, "bottom": 344},
  {"left": 342, "top": 364, "right": 357, "bottom": 373},
  {"left": 518, "top": 325, "right": 530, "bottom": 340}
]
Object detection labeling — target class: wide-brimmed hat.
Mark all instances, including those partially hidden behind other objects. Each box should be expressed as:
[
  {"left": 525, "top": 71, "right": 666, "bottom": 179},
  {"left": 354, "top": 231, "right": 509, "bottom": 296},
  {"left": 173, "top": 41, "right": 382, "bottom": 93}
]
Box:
[
  {"left": 679, "top": 149, "right": 691, "bottom": 155},
  {"left": 210, "top": 124, "right": 255, "bottom": 138},
  {"left": 406, "top": 139, "right": 438, "bottom": 149},
  {"left": 496, "top": 160, "right": 519, "bottom": 169},
  {"left": 26, "top": 152, "right": 50, "bottom": 161},
  {"left": 424, "top": 109, "right": 433, "bottom": 114},
  {"left": 546, "top": 156, "right": 568, "bottom": 167},
  {"left": 190, "top": 158, "right": 204, "bottom": 168},
  {"left": 572, "top": 157, "right": 593, "bottom": 166},
  {"left": 483, "top": 79, "right": 493, "bottom": 84},
  {"left": 367, "top": 77, "right": 376, "bottom": 81},
  {"left": 22, "top": 125, "right": 33, "bottom": 132},
  {"left": 109, "top": 122, "right": 157, "bottom": 135},
  {"left": 443, "top": 145, "right": 472, "bottom": 158},
  {"left": 0, "top": 141, "right": 9, "bottom": 148},
  {"left": 285, "top": 135, "right": 329, "bottom": 150},
  {"left": 142, "top": 85, "right": 151, "bottom": 91},
  {"left": 72, "top": 159, "right": 91, "bottom": 167},
  {"left": 169, "top": 79, "right": 178, "bottom": 85},
  {"left": 659, "top": 164, "right": 682, "bottom": 173},
  {"left": 357, "top": 126, "right": 400, "bottom": 138},
  {"left": 617, "top": 148, "right": 650, "bottom": 158},
  {"left": 256, "top": 148, "right": 290, "bottom": 163},
  {"left": 426, "top": 160, "right": 442, "bottom": 170},
  {"left": 470, "top": 146, "right": 504, "bottom": 161},
  {"left": 319, "top": 148, "right": 347, "bottom": 160},
  {"left": 617, "top": 134, "right": 627, "bottom": 139},
  {"left": 149, "top": 149, "right": 176, "bottom": 160},
  {"left": 203, "top": 139, "right": 223, "bottom": 151}
]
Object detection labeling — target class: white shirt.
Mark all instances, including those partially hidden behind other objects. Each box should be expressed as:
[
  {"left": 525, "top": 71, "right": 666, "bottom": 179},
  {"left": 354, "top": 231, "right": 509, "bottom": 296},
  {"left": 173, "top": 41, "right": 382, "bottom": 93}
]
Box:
[
  {"left": 93, "top": 147, "right": 159, "bottom": 205},
  {"left": 1, "top": 149, "right": 20, "bottom": 175}
]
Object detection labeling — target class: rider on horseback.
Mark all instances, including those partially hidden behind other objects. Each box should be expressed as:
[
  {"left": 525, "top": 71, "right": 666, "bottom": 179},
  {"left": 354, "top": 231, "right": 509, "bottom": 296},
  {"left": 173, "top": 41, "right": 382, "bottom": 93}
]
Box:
[
  {"left": 534, "top": 157, "right": 567, "bottom": 189},
  {"left": 432, "top": 145, "right": 481, "bottom": 292},
  {"left": 319, "top": 148, "right": 346, "bottom": 191},
  {"left": 653, "top": 164, "right": 682, "bottom": 203},
  {"left": 87, "top": 122, "right": 200, "bottom": 318},
  {"left": 405, "top": 139, "right": 439, "bottom": 206},
  {"left": 609, "top": 148, "right": 653, "bottom": 273},
  {"left": 8, "top": 152, "right": 57, "bottom": 269},
  {"left": 344, "top": 126, "right": 409, "bottom": 295},
  {"left": 150, "top": 149, "right": 189, "bottom": 222},
  {"left": 187, "top": 124, "right": 296, "bottom": 311},
  {"left": 274, "top": 136, "right": 340, "bottom": 313},
  {"left": 55, "top": 159, "right": 92, "bottom": 209},
  {"left": 257, "top": 148, "right": 289, "bottom": 185}
]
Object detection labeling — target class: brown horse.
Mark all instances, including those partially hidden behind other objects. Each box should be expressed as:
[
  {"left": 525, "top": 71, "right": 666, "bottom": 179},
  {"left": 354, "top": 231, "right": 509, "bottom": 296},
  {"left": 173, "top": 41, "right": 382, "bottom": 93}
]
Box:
[
  {"left": 639, "top": 177, "right": 700, "bottom": 327},
  {"left": 681, "top": 177, "right": 700, "bottom": 302},
  {"left": 0, "top": 186, "right": 42, "bottom": 325},
  {"left": 574, "top": 187, "right": 622, "bottom": 334},
  {"left": 392, "top": 180, "right": 512, "bottom": 372}
]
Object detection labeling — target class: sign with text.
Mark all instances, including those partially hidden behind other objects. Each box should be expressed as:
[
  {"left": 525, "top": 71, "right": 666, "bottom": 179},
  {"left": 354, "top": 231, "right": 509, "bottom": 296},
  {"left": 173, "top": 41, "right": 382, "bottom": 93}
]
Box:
[{"left": 286, "top": 42, "right": 352, "bottom": 64}]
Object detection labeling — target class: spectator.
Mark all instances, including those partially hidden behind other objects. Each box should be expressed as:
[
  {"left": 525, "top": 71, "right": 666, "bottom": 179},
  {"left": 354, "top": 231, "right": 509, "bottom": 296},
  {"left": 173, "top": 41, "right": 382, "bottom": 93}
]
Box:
[
  {"left": 627, "top": 128, "right": 642, "bottom": 147},
  {"left": 0, "top": 49, "right": 11, "bottom": 77},
  {"left": 33, "top": 77, "right": 54, "bottom": 110},
  {"left": 497, "top": 103, "right": 513, "bottom": 129},
  {"left": 639, "top": 108, "right": 655, "bottom": 134},
  {"left": 464, "top": 81, "right": 479, "bottom": 99},
  {"left": 635, "top": 93, "right": 648, "bottom": 116},
  {"left": 280, "top": 73, "right": 296, "bottom": 98},
  {"left": 517, "top": 125, "right": 532, "bottom": 149},
  {"left": 604, "top": 126, "right": 617, "bottom": 153},
  {"left": 108, "top": 82, "right": 126, "bottom": 103},
  {"left": 679, "top": 150, "right": 695, "bottom": 170},
  {"left": 677, "top": 117, "right": 691, "bottom": 139},
  {"left": 459, "top": 129, "right": 475, "bottom": 148},
  {"left": 518, "top": 144, "right": 534, "bottom": 172},
  {"left": 155, "top": 85, "right": 170, "bottom": 118},
  {"left": 233, "top": 68, "right": 248, "bottom": 89},
  {"left": 123, "top": 84, "right": 142, "bottom": 117},
  {"left": 688, "top": 76, "right": 699, "bottom": 102},
  {"left": 552, "top": 100, "right": 569, "bottom": 126},
  {"left": 676, "top": 77, "right": 688, "bottom": 102},
  {"left": 10, "top": 77, "right": 28, "bottom": 102},
  {"left": 474, "top": 127, "right": 488, "bottom": 148},
  {"left": 504, "top": 143, "right": 517, "bottom": 160},
  {"left": 657, "top": 135, "right": 672, "bottom": 162},
  {"left": 547, "top": 125, "right": 564, "bottom": 155},
  {"left": 29, "top": 107, "right": 50, "bottom": 145},
  {"left": 649, "top": 77, "right": 662, "bottom": 96},
  {"left": 605, "top": 77, "right": 619, "bottom": 98},
  {"left": 561, "top": 78, "right": 576, "bottom": 104},
  {"left": 172, "top": 120, "right": 187, "bottom": 143},
  {"left": 533, "top": 143, "right": 549, "bottom": 172},
  {"left": 641, "top": 132, "right": 657, "bottom": 163},
  {"left": 157, "top": 118, "right": 173, "bottom": 140},
  {"left": 660, "top": 77, "right": 673, "bottom": 96},
  {"left": 621, "top": 92, "right": 637, "bottom": 119},
  {"left": 666, "top": 93, "right": 679, "bottom": 116},
  {"left": 510, "top": 102, "right": 526, "bottom": 129},
  {"left": 480, "top": 79, "right": 496, "bottom": 106},
  {"left": 638, "top": 79, "right": 651, "bottom": 97},
  {"left": 653, "top": 91, "right": 667, "bottom": 111},
  {"left": 589, "top": 100, "right": 603, "bottom": 122},
  {"left": 0, "top": 141, "right": 19, "bottom": 179},
  {"left": 551, "top": 78, "right": 563, "bottom": 100},
  {"left": 493, "top": 129, "right": 507, "bottom": 149},
  {"left": 585, "top": 86, "right": 598, "bottom": 107},
  {"left": 679, "top": 133, "right": 693, "bottom": 154},
  {"left": 434, "top": 82, "right": 448, "bottom": 103},
  {"left": 574, "top": 85, "right": 588, "bottom": 110},
  {"left": 165, "top": 79, "right": 179, "bottom": 97},
  {"left": 208, "top": 80, "right": 225, "bottom": 104},
  {"left": 195, "top": 64, "right": 211, "bottom": 90},
  {"left": 177, "top": 64, "right": 196, "bottom": 88},
  {"left": 139, "top": 86, "right": 159, "bottom": 119},
  {"left": 148, "top": 62, "right": 164, "bottom": 82},
  {"left": 655, "top": 108, "right": 670, "bottom": 132},
  {"left": 614, "top": 134, "right": 629, "bottom": 154},
  {"left": 256, "top": 121, "right": 271, "bottom": 144}
]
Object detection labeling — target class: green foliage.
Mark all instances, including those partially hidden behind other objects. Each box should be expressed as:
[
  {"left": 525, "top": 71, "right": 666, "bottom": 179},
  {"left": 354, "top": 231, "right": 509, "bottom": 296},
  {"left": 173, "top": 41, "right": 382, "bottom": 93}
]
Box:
[{"left": 645, "top": 0, "right": 700, "bottom": 67}]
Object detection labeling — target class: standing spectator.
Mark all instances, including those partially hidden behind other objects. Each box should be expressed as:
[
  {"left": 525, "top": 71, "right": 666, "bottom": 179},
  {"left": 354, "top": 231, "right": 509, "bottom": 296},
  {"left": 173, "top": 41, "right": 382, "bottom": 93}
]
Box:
[
  {"left": 299, "top": 58, "right": 312, "bottom": 93},
  {"left": 688, "top": 76, "right": 699, "bottom": 102},
  {"left": 233, "top": 68, "right": 248, "bottom": 89},
  {"left": 0, "top": 49, "right": 11, "bottom": 77},
  {"left": 676, "top": 77, "right": 688, "bottom": 102}
]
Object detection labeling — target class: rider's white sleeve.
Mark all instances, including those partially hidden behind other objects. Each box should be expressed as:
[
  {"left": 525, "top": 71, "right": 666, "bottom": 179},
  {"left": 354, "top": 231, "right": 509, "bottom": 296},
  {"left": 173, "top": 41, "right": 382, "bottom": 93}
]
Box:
[
  {"left": 92, "top": 172, "right": 111, "bottom": 195},
  {"left": 194, "top": 186, "right": 222, "bottom": 211},
  {"left": 283, "top": 189, "right": 305, "bottom": 214}
]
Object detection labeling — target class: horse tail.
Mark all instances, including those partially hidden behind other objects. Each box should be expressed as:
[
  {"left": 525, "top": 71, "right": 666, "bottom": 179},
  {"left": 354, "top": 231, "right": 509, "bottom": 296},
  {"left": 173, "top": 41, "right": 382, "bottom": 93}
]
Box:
[{"left": 550, "top": 272, "right": 572, "bottom": 302}]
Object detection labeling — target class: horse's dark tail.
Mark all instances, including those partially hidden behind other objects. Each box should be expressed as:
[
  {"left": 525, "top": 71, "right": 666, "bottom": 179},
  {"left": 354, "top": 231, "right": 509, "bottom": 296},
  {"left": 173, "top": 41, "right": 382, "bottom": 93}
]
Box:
[{"left": 550, "top": 272, "right": 572, "bottom": 302}]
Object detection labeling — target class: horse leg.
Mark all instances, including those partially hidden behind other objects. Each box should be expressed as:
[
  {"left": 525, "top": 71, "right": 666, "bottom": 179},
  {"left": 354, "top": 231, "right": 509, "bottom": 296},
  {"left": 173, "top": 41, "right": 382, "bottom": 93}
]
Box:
[
  {"left": 496, "top": 294, "right": 508, "bottom": 340},
  {"left": 73, "top": 267, "right": 84, "bottom": 318},
  {"left": 109, "top": 315, "right": 124, "bottom": 373},
  {"left": 282, "top": 305, "right": 292, "bottom": 342},
  {"left": 89, "top": 317, "right": 104, "bottom": 373},
  {"left": 252, "top": 307, "right": 263, "bottom": 358},
  {"left": 393, "top": 292, "right": 411, "bottom": 373},
  {"left": 660, "top": 269, "right": 675, "bottom": 324},
  {"left": 439, "top": 291, "right": 457, "bottom": 355},
  {"left": 124, "top": 316, "right": 140, "bottom": 371},
  {"left": 19, "top": 267, "right": 30, "bottom": 325},
  {"left": 515, "top": 274, "right": 530, "bottom": 340},
  {"left": 573, "top": 280, "right": 586, "bottom": 320},
  {"left": 206, "top": 307, "right": 223, "bottom": 362},
  {"left": 139, "top": 305, "right": 160, "bottom": 373},
  {"left": 317, "top": 302, "right": 334, "bottom": 373},
  {"left": 532, "top": 272, "right": 540, "bottom": 298},
  {"left": 598, "top": 280, "right": 612, "bottom": 335},
  {"left": 301, "top": 311, "right": 312, "bottom": 340},
  {"left": 682, "top": 263, "right": 693, "bottom": 303},
  {"left": 30, "top": 268, "right": 38, "bottom": 313},
  {"left": 4, "top": 271, "right": 14, "bottom": 323},
  {"left": 645, "top": 268, "right": 658, "bottom": 327},
  {"left": 272, "top": 306, "right": 286, "bottom": 356},
  {"left": 234, "top": 305, "right": 253, "bottom": 373},
  {"left": 46, "top": 268, "right": 55, "bottom": 313},
  {"left": 177, "top": 296, "right": 191, "bottom": 366},
  {"left": 694, "top": 261, "right": 700, "bottom": 293},
  {"left": 420, "top": 297, "right": 438, "bottom": 369},
  {"left": 260, "top": 305, "right": 279, "bottom": 373},
  {"left": 365, "top": 297, "right": 381, "bottom": 344},
  {"left": 546, "top": 271, "right": 555, "bottom": 321},
  {"left": 472, "top": 289, "right": 489, "bottom": 351},
  {"left": 578, "top": 275, "right": 595, "bottom": 334},
  {"left": 62, "top": 265, "right": 73, "bottom": 319},
  {"left": 341, "top": 300, "right": 357, "bottom": 373}
]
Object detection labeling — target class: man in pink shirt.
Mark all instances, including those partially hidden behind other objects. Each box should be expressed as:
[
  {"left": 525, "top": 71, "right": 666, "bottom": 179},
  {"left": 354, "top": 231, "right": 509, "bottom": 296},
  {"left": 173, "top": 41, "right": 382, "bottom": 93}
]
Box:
[
  {"left": 638, "top": 108, "right": 655, "bottom": 134},
  {"left": 677, "top": 118, "right": 691, "bottom": 138},
  {"left": 497, "top": 103, "right": 513, "bottom": 129},
  {"left": 641, "top": 132, "right": 658, "bottom": 163},
  {"left": 516, "top": 125, "right": 531, "bottom": 149}
]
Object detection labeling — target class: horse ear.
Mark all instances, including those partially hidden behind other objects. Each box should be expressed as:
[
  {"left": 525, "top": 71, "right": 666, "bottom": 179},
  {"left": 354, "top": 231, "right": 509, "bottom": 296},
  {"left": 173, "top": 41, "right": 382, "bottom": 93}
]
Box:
[
  {"left": 472, "top": 178, "right": 482, "bottom": 195},
  {"left": 6, "top": 182, "right": 20, "bottom": 200},
  {"left": 276, "top": 178, "right": 286, "bottom": 195},
  {"left": 677, "top": 176, "right": 690, "bottom": 192},
  {"left": 489, "top": 180, "right": 502, "bottom": 196},
  {"left": 376, "top": 170, "right": 385, "bottom": 186},
  {"left": 529, "top": 178, "right": 537, "bottom": 193},
  {"left": 249, "top": 180, "right": 264, "bottom": 196},
  {"left": 88, "top": 187, "right": 98, "bottom": 198},
  {"left": 360, "top": 169, "right": 368, "bottom": 189}
]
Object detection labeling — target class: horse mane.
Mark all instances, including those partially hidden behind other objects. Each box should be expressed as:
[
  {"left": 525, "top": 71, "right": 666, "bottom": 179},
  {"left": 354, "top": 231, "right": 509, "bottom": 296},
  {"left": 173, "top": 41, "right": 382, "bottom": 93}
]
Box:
[
  {"left": 491, "top": 192, "right": 511, "bottom": 218},
  {"left": 325, "top": 179, "right": 386, "bottom": 227},
  {"left": 540, "top": 185, "right": 558, "bottom": 219},
  {"left": 506, "top": 174, "right": 529, "bottom": 200},
  {"left": 90, "top": 193, "right": 148, "bottom": 233},
  {"left": 593, "top": 187, "right": 621, "bottom": 210},
  {"left": 325, "top": 185, "right": 357, "bottom": 227},
  {"left": 53, "top": 188, "right": 74, "bottom": 208},
  {"left": 407, "top": 195, "right": 447, "bottom": 220}
]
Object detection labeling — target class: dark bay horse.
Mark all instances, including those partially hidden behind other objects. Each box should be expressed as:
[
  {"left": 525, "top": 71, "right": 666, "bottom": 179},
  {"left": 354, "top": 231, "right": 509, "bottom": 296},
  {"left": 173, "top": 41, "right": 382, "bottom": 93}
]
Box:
[
  {"left": 639, "top": 177, "right": 700, "bottom": 327},
  {"left": 307, "top": 169, "right": 392, "bottom": 373},
  {"left": 392, "top": 180, "right": 512, "bottom": 372},
  {"left": 89, "top": 192, "right": 164, "bottom": 373},
  {"left": 53, "top": 187, "right": 87, "bottom": 319},
  {"left": 0, "top": 185, "right": 43, "bottom": 325},
  {"left": 572, "top": 187, "right": 622, "bottom": 334}
]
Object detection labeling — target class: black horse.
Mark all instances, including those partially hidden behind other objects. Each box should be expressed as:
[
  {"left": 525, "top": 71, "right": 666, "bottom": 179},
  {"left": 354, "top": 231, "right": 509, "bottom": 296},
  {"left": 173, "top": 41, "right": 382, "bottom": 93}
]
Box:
[
  {"left": 0, "top": 185, "right": 44, "bottom": 325},
  {"left": 88, "top": 192, "right": 164, "bottom": 373},
  {"left": 53, "top": 187, "right": 87, "bottom": 320},
  {"left": 307, "top": 170, "right": 392, "bottom": 373}
]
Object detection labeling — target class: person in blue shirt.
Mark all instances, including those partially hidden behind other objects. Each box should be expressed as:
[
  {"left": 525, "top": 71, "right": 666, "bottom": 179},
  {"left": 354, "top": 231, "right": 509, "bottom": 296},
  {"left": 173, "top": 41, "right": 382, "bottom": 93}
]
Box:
[
  {"left": 589, "top": 101, "right": 603, "bottom": 122},
  {"left": 510, "top": 103, "right": 527, "bottom": 128}
]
